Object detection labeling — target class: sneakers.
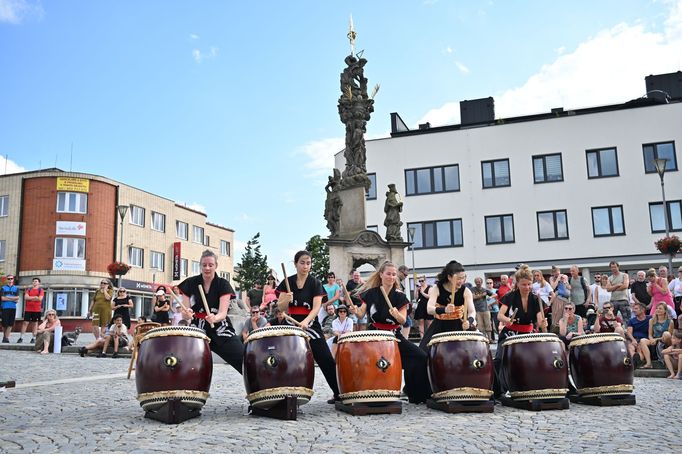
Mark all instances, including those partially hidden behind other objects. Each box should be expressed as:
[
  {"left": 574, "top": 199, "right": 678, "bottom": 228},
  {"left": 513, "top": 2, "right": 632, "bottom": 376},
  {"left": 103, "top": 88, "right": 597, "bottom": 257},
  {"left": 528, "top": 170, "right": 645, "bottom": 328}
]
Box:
[
  {"left": 97, "top": 352, "right": 107, "bottom": 358},
  {"left": 112, "top": 352, "right": 119, "bottom": 358},
  {"left": 16, "top": 338, "right": 23, "bottom": 344},
  {"left": 30, "top": 338, "right": 35, "bottom": 344},
  {"left": 78, "top": 347, "right": 87, "bottom": 358},
  {"left": 1, "top": 338, "right": 9, "bottom": 343}
]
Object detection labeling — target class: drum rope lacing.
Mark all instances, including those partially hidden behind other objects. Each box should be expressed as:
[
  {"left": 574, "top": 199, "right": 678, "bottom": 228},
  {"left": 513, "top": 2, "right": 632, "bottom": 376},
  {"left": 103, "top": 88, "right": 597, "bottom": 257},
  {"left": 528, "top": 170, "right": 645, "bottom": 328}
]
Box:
[{"left": 244, "top": 326, "right": 310, "bottom": 343}]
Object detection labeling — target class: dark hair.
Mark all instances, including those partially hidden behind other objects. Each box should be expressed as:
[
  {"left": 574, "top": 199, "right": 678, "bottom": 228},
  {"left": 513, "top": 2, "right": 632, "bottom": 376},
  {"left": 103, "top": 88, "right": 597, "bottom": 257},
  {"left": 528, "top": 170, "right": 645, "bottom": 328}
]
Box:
[
  {"left": 157, "top": 286, "right": 167, "bottom": 293},
  {"left": 113, "top": 314, "right": 123, "bottom": 320},
  {"left": 609, "top": 261, "right": 619, "bottom": 267},
  {"left": 294, "top": 250, "right": 311, "bottom": 263},
  {"left": 32, "top": 277, "right": 41, "bottom": 283},
  {"left": 436, "top": 260, "right": 465, "bottom": 283}
]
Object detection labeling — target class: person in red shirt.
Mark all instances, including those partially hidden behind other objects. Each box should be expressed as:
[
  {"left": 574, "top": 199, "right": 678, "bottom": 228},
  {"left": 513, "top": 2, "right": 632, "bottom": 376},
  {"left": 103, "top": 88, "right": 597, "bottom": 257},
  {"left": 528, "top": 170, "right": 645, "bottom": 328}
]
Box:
[
  {"left": 496, "top": 274, "right": 512, "bottom": 300},
  {"left": 19, "top": 278, "right": 44, "bottom": 344}
]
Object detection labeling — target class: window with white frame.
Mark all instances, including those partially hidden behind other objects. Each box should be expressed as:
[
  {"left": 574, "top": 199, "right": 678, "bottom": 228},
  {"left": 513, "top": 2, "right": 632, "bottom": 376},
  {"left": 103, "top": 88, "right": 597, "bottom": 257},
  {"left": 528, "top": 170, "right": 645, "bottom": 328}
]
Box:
[
  {"left": 176, "top": 221, "right": 188, "bottom": 240},
  {"left": 130, "top": 205, "right": 145, "bottom": 227},
  {"left": 204, "top": 235, "right": 210, "bottom": 247},
  {"left": 191, "top": 261, "right": 200, "bottom": 275},
  {"left": 0, "top": 240, "right": 5, "bottom": 261},
  {"left": 533, "top": 154, "right": 563, "bottom": 183},
  {"left": 56, "top": 192, "right": 87, "bottom": 214},
  {"left": 180, "top": 258, "right": 188, "bottom": 277},
  {"left": 151, "top": 212, "right": 166, "bottom": 232},
  {"left": 0, "top": 195, "right": 8, "bottom": 217},
  {"left": 193, "top": 226, "right": 204, "bottom": 244},
  {"left": 220, "top": 240, "right": 231, "bottom": 256},
  {"left": 129, "top": 246, "right": 144, "bottom": 267},
  {"left": 481, "top": 159, "right": 510, "bottom": 188},
  {"left": 591, "top": 205, "right": 625, "bottom": 236},
  {"left": 485, "top": 214, "right": 515, "bottom": 244},
  {"left": 649, "top": 200, "right": 682, "bottom": 233},
  {"left": 150, "top": 251, "right": 165, "bottom": 271},
  {"left": 407, "top": 219, "right": 463, "bottom": 249},
  {"left": 54, "top": 237, "right": 85, "bottom": 258},
  {"left": 586, "top": 148, "right": 619, "bottom": 178},
  {"left": 537, "top": 210, "right": 569, "bottom": 241},
  {"left": 219, "top": 271, "right": 231, "bottom": 281}
]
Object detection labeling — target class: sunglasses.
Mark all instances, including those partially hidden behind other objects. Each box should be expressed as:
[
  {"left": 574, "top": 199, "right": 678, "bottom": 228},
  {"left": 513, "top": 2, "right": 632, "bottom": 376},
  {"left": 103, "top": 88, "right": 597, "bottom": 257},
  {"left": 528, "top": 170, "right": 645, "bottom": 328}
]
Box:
[
  {"left": 603, "top": 306, "right": 612, "bottom": 310},
  {"left": 564, "top": 307, "right": 574, "bottom": 311}
]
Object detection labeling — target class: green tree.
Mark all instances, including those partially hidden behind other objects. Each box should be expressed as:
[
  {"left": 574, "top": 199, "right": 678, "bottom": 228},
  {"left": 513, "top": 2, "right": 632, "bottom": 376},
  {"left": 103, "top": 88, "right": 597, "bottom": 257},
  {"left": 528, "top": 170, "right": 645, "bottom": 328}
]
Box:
[
  {"left": 305, "top": 234, "right": 330, "bottom": 280},
  {"left": 234, "top": 233, "right": 269, "bottom": 292}
]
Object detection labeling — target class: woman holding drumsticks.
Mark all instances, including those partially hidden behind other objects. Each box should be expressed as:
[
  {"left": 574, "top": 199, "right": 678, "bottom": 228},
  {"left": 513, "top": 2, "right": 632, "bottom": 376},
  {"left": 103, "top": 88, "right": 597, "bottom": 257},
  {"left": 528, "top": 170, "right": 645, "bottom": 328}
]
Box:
[
  {"left": 277, "top": 250, "right": 340, "bottom": 404},
  {"left": 177, "top": 249, "right": 243, "bottom": 374}
]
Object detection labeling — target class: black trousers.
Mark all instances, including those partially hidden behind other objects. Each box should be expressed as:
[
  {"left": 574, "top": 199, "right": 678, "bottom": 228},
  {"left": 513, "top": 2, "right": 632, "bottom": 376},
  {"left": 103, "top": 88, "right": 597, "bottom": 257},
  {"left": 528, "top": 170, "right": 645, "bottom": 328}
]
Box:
[
  {"left": 396, "top": 331, "right": 431, "bottom": 404},
  {"left": 309, "top": 335, "right": 340, "bottom": 397},
  {"left": 209, "top": 332, "right": 244, "bottom": 374}
]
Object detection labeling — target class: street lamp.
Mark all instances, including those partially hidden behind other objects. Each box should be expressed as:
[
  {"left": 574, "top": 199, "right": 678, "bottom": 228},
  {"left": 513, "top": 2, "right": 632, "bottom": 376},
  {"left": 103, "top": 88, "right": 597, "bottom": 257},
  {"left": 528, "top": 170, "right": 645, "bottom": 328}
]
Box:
[
  {"left": 407, "top": 226, "right": 417, "bottom": 297},
  {"left": 653, "top": 158, "right": 673, "bottom": 273},
  {"left": 117, "top": 204, "right": 129, "bottom": 287}
]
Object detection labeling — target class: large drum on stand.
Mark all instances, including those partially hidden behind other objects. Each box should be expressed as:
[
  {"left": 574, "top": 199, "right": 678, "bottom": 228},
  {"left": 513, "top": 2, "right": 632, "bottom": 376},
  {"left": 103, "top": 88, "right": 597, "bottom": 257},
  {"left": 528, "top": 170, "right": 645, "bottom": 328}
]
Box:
[
  {"left": 136, "top": 326, "right": 212, "bottom": 412},
  {"left": 243, "top": 326, "right": 314, "bottom": 409},
  {"left": 427, "top": 331, "right": 493, "bottom": 402},
  {"left": 500, "top": 333, "right": 568, "bottom": 401},
  {"left": 568, "top": 333, "right": 634, "bottom": 398},
  {"left": 336, "top": 331, "right": 402, "bottom": 405}
]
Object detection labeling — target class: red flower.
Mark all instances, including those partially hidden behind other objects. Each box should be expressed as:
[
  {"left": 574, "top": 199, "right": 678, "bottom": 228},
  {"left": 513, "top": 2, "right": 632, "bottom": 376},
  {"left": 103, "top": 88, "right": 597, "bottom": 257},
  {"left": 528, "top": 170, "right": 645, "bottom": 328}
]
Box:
[
  {"left": 107, "top": 262, "right": 131, "bottom": 277},
  {"left": 654, "top": 235, "right": 681, "bottom": 256}
]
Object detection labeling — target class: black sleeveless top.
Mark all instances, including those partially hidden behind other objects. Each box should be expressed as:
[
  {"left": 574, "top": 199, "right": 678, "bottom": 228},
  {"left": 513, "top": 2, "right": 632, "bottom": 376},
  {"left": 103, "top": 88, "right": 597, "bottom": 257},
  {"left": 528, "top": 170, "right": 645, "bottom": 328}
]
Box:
[{"left": 436, "top": 282, "right": 465, "bottom": 307}]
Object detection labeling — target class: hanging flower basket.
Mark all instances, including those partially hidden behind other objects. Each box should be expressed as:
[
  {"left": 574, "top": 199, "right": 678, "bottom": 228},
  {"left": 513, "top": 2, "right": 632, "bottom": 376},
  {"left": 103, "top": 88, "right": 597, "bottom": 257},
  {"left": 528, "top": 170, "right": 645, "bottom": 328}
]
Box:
[
  {"left": 654, "top": 235, "right": 681, "bottom": 256},
  {"left": 107, "top": 261, "right": 131, "bottom": 277}
]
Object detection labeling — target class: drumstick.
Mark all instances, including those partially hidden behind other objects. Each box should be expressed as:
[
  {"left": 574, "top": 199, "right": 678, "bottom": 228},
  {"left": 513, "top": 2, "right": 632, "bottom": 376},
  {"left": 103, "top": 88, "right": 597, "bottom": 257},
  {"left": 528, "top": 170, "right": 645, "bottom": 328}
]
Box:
[
  {"left": 284, "top": 314, "right": 302, "bottom": 327},
  {"left": 379, "top": 286, "right": 394, "bottom": 310},
  {"left": 281, "top": 263, "right": 291, "bottom": 293},
  {"left": 197, "top": 285, "right": 215, "bottom": 328}
]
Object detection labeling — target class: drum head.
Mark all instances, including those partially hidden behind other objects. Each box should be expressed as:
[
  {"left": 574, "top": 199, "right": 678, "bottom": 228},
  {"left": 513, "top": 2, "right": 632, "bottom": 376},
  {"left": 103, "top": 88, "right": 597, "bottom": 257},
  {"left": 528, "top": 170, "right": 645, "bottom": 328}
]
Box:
[
  {"left": 337, "top": 331, "right": 396, "bottom": 344},
  {"left": 245, "top": 325, "right": 310, "bottom": 343},
  {"left": 428, "top": 330, "right": 489, "bottom": 347},
  {"left": 140, "top": 325, "right": 210, "bottom": 344}
]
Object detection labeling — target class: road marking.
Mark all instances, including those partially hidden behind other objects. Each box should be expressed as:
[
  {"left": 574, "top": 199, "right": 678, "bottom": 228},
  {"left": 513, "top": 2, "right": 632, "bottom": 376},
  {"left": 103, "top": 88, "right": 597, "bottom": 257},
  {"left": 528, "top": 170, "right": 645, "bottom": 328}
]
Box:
[{"left": 12, "top": 373, "right": 130, "bottom": 389}]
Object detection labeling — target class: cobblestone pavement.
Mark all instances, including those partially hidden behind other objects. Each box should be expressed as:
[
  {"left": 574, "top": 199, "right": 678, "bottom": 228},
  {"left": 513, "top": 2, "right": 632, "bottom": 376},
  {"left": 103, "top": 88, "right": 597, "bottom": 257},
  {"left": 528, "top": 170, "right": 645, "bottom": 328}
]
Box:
[{"left": 0, "top": 348, "right": 680, "bottom": 454}]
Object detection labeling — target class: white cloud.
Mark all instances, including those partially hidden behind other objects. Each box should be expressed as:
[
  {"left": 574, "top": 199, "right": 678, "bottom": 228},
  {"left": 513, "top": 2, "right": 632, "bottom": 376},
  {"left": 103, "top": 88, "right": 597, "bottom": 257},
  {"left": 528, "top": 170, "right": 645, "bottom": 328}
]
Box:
[
  {"left": 443, "top": 46, "right": 453, "bottom": 54},
  {"left": 294, "top": 137, "right": 345, "bottom": 178},
  {"left": 0, "top": 155, "right": 26, "bottom": 174},
  {"left": 418, "top": 1, "right": 682, "bottom": 127},
  {"left": 190, "top": 33, "right": 199, "bottom": 40},
  {"left": 0, "top": 0, "right": 43, "bottom": 24},
  {"left": 454, "top": 61, "right": 470, "bottom": 75},
  {"left": 192, "top": 46, "right": 219, "bottom": 63}
]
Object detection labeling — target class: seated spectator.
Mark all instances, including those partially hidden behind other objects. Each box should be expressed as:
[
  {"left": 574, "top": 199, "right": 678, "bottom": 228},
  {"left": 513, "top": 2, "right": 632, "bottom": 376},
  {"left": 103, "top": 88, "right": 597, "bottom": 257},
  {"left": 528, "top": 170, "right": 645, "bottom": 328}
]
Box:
[
  {"left": 642, "top": 302, "right": 674, "bottom": 362},
  {"left": 626, "top": 302, "right": 653, "bottom": 368},
  {"left": 327, "top": 305, "right": 354, "bottom": 357},
  {"left": 320, "top": 303, "right": 336, "bottom": 339},
  {"left": 137, "top": 316, "right": 148, "bottom": 323},
  {"left": 34, "top": 309, "right": 61, "bottom": 355},
  {"left": 242, "top": 307, "right": 269, "bottom": 341},
  {"left": 100, "top": 315, "right": 129, "bottom": 358},
  {"left": 662, "top": 330, "right": 682, "bottom": 379},
  {"left": 79, "top": 324, "right": 111, "bottom": 357},
  {"left": 558, "top": 302, "right": 584, "bottom": 346},
  {"left": 584, "top": 308, "right": 597, "bottom": 333},
  {"left": 268, "top": 308, "right": 288, "bottom": 326},
  {"left": 593, "top": 303, "right": 624, "bottom": 336}
]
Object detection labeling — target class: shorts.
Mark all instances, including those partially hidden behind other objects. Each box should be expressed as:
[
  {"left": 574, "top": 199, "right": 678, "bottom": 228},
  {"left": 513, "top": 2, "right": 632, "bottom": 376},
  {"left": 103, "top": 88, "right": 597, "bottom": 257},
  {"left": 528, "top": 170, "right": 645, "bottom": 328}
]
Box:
[
  {"left": 1, "top": 308, "right": 16, "bottom": 327},
  {"left": 357, "top": 314, "right": 368, "bottom": 324},
  {"left": 403, "top": 315, "right": 413, "bottom": 328},
  {"left": 476, "top": 311, "right": 492, "bottom": 333},
  {"left": 24, "top": 311, "right": 41, "bottom": 322}
]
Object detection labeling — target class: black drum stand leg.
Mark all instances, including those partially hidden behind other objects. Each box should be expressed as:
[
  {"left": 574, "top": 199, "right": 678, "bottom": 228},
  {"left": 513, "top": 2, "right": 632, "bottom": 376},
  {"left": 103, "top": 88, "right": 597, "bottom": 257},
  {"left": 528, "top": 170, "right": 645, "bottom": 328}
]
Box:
[
  {"left": 426, "top": 399, "right": 494, "bottom": 413},
  {"left": 249, "top": 395, "right": 298, "bottom": 420},
  {"left": 334, "top": 401, "right": 402, "bottom": 416},
  {"left": 500, "top": 396, "right": 570, "bottom": 411},
  {"left": 144, "top": 398, "right": 201, "bottom": 424},
  {"left": 569, "top": 394, "right": 636, "bottom": 406}
]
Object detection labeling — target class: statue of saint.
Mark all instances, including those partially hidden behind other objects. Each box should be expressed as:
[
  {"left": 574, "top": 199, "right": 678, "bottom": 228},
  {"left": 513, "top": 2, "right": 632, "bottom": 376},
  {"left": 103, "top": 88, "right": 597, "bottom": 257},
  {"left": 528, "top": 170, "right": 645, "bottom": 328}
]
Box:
[
  {"left": 324, "top": 169, "right": 343, "bottom": 237},
  {"left": 383, "top": 184, "right": 403, "bottom": 242}
]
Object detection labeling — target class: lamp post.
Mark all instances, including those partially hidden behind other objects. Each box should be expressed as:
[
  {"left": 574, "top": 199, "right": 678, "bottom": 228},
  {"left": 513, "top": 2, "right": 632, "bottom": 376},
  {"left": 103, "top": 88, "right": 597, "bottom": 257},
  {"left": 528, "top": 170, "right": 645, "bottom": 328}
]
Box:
[
  {"left": 408, "top": 226, "right": 417, "bottom": 298},
  {"left": 653, "top": 158, "right": 673, "bottom": 273},
  {"left": 117, "top": 205, "right": 129, "bottom": 287}
]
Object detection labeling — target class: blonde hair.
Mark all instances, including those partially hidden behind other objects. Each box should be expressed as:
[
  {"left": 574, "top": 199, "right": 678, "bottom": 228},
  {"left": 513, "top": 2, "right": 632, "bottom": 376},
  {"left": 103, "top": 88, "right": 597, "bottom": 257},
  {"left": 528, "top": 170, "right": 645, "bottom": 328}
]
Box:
[
  {"left": 533, "top": 269, "right": 547, "bottom": 286},
  {"left": 655, "top": 301, "right": 670, "bottom": 320},
  {"left": 515, "top": 264, "right": 533, "bottom": 283},
  {"left": 356, "top": 261, "right": 399, "bottom": 294}
]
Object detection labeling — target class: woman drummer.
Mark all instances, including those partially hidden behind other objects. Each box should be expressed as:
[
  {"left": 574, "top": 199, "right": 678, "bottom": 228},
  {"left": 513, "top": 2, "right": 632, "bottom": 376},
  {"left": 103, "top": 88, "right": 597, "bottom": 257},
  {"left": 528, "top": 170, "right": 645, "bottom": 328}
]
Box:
[
  {"left": 418, "top": 260, "right": 476, "bottom": 352},
  {"left": 349, "top": 261, "right": 431, "bottom": 404},
  {"left": 177, "top": 249, "right": 243, "bottom": 373},
  {"left": 276, "top": 250, "right": 340, "bottom": 403}
]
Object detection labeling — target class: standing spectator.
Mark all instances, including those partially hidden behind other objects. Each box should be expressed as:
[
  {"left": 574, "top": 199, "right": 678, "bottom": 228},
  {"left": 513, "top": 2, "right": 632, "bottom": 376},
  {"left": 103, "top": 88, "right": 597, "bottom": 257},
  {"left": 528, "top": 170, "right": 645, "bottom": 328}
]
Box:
[
  {"left": 245, "top": 281, "right": 263, "bottom": 309},
  {"left": 34, "top": 309, "right": 61, "bottom": 355},
  {"left": 589, "top": 272, "right": 602, "bottom": 301},
  {"left": 413, "top": 276, "right": 432, "bottom": 339},
  {"left": 397, "top": 265, "right": 414, "bottom": 338},
  {"left": 670, "top": 266, "right": 682, "bottom": 327},
  {"left": 662, "top": 330, "right": 682, "bottom": 379},
  {"left": 593, "top": 303, "right": 624, "bottom": 335},
  {"left": 260, "top": 276, "right": 278, "bottom": 315},
  {"left": 323, "top": 272, "right": 341, "bottom": 309},
  {"left": 558, "top": 302, "right": 584, "bottom": 346},
  {"left": 486, "top": 278, "right": 499, "bottom": 340},
  {"left": 328, "top": 304, "right": 354, "bottom": 356},
  {"left": 592, "top": 275, "right": 612, "bottom": 311},
  {"left": 496, "top": 275, "right": 512, "bottom": 300},
  {"left": 549, "top": 266, "right": 570, "bottom": 334},
  {"left": 19, "top": 277, "right": 44, "bottom": 343},
  {"left": 1, "top": 275, "right": 19, "bottom": 343},
  {"left": 471, "top": 277, "right": 493, "bottom": 341},
  {"left": 568, "top": 265, "right": 591, "bottom": 318},
  {"left": 88, "top": 279, "right": 113, "bottom": 341},
  {"left": 607, "top": 261, "right": 631, "bottom": 326},
  {"left": 111, "top": 287, "right": 133, "bottom": 329},
  {"left": 170, "top": 286, "right": 184, "bottom": 326},
  {"left": 152, "top": 287, "right": 171, "bottom": 325},
  {"left": 627, "top": 302, "right": 653, "bottom": 368},
  {"left": 532, "top": 270, "right": 554, "bottom": 310},
  {"left": 630, "top": 271, "right": 651, "bottom": 313},
  {"left": 647, "top": 268, "right": 675, "bottom": 316},
  {"left": 100, "top": 314, "right": 129, "bottom": 358},
  {"left": 241, "top": 307, "right": 269, "bottom": 341},
  {"left": 345, "top": 270, "right": 366, "bottom": 331},
  {"left": 320, "top": 303, "right": 336, "bottom": 339}
]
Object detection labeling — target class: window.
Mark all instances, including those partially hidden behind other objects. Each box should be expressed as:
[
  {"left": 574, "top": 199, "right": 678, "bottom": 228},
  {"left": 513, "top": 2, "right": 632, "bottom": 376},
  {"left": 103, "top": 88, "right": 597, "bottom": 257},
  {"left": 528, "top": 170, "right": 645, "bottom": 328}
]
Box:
[
  {"left": 0, "top": 195, "right": 8, "bottom": 217},
  {"left": 481, "top": 159, "right": 510, "bottom": 188},
  {"left": 204, "top": 235, "right": 210, "bottom": 247},
  {"left": 586, "top": 147, "right": 619, "bottom": 178},
  {"left": 151, "top": 212, "right": 166, "bottom": 232},
  {"left": 405, "top": 164, "right": 460, "bottom": 195},
  {"left": 220, "top": 240, "right": 231, "bottom": 256},
  {"left": 176, "top": 221, "right": 188, "bottom": 240},
  {"left": 129, "top": 246, "right": 144, "bottom": 267},
  {"left": 537, "top": 210, "right": 569, "bottom": 241},
  {"left": 180, "top": 259, "right": 188, "bottom": 277},
  {"left": 54, "top": 238, "right": 85, "bottom": 259},
  {"left": 366, "top": 173, "right": 377, "bottom": 200},
  {"left": 192, "top": 226, "right": 204, "bottom": 244},
  {"left": 219, "top": 271, "right": 231, "bottom": 281},
  {"left": 56, "top": 192, "right": 87, "bottom": 214},
  {"left": 533, "top": 154, "right": 563, "bottom": 183},
  {"left": 150, "top": 251, "right": 165, "bottom": 271},
  {"left": 407, "top": 219, "right": 463, "bottom": 249},
  {"left": 485, "top": 214, "right": 515, "bottom": 244},
  {"left": 130, "top": 205, "right": 145, "bottom": 227},
  {"left": 366, "top": 225, "right": 378, "bottom": 233},
  {"left": 0, "top": 240, "right": 5, "bottom": 261},
  {"left": 649, "top": 200, "right": 682, "bottom": 233},
  {"left": 643, "top": 142, "right": 677, "bottom": 173},
  {"left": 191, "top": 261, "right": 200, "bottom": 275},
  {"left": 591, "top": 206, "right": 625, "bottom": 236}
]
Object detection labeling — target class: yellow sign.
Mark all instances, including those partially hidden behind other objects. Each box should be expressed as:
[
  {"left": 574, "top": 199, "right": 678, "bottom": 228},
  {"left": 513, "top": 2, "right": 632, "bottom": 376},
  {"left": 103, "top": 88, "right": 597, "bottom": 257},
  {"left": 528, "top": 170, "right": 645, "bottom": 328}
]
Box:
[{"left": 56, "top": 177, "right": 89, "bottom": 193}]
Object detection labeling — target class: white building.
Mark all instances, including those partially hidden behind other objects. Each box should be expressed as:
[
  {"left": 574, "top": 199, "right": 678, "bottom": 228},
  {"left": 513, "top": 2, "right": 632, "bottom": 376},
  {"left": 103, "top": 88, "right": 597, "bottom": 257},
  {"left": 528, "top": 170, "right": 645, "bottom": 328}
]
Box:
[{"left": 335, "top": 72, "right": 682, "bottom": 282}]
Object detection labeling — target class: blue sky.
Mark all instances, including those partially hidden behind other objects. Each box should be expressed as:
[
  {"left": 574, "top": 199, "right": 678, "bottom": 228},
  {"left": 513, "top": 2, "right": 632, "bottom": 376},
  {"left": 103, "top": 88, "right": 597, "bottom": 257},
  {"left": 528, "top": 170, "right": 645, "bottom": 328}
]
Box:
[{"left": 2, "top": 0, "right": 682, "bottom": 272}]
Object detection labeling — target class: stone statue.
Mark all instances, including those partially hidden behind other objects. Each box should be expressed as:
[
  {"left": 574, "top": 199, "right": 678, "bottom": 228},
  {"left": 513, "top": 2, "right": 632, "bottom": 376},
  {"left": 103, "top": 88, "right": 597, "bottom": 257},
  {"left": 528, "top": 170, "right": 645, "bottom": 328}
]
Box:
[
  {"left": 324, "top": 169, "right": 343, "bottom": 237},
  {"left": 383, "top": 184, "right": 403, "bottom": 242}
]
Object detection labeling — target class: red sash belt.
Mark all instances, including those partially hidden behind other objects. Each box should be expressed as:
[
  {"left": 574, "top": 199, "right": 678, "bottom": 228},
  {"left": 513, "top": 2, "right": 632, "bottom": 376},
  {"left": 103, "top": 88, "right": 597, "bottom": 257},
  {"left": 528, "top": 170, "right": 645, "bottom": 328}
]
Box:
[
  {"left": 194, "top": 312, "right": 207, "bottom": 319},
  {"left": 372, "top": 322, "right": 400, "bottom": 331},
  {"left": 289, "top": 306, "right": 311, "bottom": 315},
  {"left": 508, "top": 323, "right": 533, "bottom": 333}
]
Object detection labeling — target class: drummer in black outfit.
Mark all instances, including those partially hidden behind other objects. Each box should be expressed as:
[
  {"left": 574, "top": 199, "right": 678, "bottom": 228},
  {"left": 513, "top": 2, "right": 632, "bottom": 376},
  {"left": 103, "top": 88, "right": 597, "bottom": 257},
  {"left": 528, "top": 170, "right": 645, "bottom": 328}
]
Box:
[
  {"left": 493, "top": 264, "right": 548, "bottom": 396},
  {"left": 419, "top": 260, "right": 476, "bottom": 352},
  {"left": 276, "top": 250, "right": 340, "bottom": 403},
  {"left": 349, "top": 261, "right": 431, "bottom": 404},
  {"left": 178, "top": 249, "right": 243, "bottom": 374}
]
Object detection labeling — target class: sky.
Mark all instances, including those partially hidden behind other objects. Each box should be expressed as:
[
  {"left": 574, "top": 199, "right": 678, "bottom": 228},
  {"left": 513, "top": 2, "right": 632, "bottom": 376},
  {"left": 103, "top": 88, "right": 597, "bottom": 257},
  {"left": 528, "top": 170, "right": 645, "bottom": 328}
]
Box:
[{"left": 1, "top": 0, "right": 682, "bottom": 272}]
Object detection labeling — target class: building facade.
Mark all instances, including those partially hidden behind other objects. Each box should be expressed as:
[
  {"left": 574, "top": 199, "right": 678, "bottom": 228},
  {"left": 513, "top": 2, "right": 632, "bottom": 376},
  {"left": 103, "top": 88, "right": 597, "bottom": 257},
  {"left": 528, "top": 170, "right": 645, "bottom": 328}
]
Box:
[
  {"left": 0, "top": 169, "right": 235, "bottom": 322},
  {"left": 336, "top": 73, "right": 682, "bottom": 284}
]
